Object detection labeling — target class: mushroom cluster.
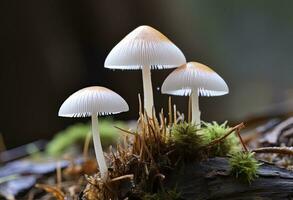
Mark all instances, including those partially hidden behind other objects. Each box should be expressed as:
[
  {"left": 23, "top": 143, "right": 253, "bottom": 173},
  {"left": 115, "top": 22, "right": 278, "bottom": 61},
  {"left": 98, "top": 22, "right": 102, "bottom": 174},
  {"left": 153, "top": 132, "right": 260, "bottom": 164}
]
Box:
[{"left": 58, "top": 25, "right": 229, "bottom": 181}]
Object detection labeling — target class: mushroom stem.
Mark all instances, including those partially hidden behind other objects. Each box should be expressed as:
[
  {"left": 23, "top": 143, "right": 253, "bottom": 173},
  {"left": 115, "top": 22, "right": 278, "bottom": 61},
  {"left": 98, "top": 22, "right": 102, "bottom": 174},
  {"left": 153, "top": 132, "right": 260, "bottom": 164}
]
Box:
[
  {"left": 142, "top": 66, "right": 154, "bottom": 115},
  {"left": 191, "top": 89, "right": 201, "bottom": 127},
  {"left": 91, "top": 114, "right": 108, "bottom": 180}
]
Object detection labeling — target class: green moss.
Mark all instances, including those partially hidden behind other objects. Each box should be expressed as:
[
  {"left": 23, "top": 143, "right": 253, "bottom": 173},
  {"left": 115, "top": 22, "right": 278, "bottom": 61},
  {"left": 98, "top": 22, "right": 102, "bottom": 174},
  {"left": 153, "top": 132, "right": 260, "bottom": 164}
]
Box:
[
  {"left": 171, "top": 122, "right": 203, "bottom": 161},
  {"left": 46, "top": 119, "right": 126, "bottom": 156},
  {"left": 201, "top": 121, "right": 240, "bottom": 157},
  {"left": 229, "top": 151, "right": 261, "bottom": 184}
]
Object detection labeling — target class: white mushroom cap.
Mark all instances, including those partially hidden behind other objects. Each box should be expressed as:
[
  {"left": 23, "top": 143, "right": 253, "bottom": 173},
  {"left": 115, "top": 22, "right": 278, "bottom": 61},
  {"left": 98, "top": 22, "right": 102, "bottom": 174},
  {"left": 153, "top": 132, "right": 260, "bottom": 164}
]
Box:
[
  {"left": 161, "top": 62, "right": 229, "bottom": 96},
  {"left": 105, "top": 25, "right": 186, "bottom": 70},
  {"left": 59, "top": 86, "right": 129, "bottom": 117}
]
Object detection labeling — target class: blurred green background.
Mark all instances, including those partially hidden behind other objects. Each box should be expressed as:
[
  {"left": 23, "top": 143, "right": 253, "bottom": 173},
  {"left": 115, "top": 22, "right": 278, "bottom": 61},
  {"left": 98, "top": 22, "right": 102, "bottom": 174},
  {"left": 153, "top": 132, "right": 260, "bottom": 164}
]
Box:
[{"left": 0, "top": 0, "right": 292, "bottom": 148}]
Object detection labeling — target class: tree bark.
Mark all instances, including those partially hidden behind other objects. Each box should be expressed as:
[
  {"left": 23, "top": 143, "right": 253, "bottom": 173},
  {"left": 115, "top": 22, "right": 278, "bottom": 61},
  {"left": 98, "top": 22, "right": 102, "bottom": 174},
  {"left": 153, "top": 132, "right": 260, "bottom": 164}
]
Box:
[{"left": 165, "top": 157, "right": 293, "bottom": 200}]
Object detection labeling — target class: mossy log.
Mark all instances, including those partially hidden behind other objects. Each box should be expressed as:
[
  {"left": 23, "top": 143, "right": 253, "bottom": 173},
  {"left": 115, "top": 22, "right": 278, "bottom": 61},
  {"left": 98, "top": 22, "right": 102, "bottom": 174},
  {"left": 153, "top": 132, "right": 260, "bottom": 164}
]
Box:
[{"left": 165, "top": 157, "right": 293, "bottom": 200}]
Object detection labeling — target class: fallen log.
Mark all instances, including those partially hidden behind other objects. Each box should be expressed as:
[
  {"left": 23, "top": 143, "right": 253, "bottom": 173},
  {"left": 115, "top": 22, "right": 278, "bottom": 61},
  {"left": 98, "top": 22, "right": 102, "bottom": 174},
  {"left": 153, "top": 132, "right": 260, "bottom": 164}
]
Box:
[{"left": 165, "top": 157, "right": 293, "bottom": 200}]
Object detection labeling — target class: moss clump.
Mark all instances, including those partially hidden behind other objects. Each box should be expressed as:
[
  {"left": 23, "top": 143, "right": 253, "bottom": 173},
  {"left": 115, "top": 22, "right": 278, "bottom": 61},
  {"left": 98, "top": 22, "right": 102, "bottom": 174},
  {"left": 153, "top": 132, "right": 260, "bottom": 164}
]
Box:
[
  {"left": 229, "top": 151, "right": 261, "bottom": 184},
  {"left": 201, "top": 121, "right": 240, "bottom": 157},
  {"left": 171, "top": 122, "right": 203, "bottom": 162}
]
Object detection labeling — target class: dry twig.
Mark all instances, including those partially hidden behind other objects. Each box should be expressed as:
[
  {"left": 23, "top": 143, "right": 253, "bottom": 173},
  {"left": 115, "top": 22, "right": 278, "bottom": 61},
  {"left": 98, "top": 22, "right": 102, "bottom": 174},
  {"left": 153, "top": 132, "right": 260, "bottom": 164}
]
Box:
[{"left": 253, "top": 147, "right": 293, "bottom": 156}]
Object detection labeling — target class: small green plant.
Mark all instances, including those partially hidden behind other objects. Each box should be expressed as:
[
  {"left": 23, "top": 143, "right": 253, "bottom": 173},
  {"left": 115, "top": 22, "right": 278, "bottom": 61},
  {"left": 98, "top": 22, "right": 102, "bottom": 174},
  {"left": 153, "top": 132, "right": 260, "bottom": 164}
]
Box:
[
  {"left": 229, "top": 151, "right": 261, "bottom": 184},
  {"left": 171, "top": 122, "right": 203, "bottom": 161},
  {"left": 201, "top": 121, "right": 240, "bottom": 157}
]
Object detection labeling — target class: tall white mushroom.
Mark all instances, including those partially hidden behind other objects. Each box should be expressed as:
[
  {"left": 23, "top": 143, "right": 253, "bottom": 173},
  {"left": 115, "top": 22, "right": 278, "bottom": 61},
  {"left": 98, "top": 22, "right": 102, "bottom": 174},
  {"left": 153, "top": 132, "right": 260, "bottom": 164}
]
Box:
[
  {"left": 58, "top": 86, "right": 129, "bottom": 180},
  {"left": 161, "top": 62, "right": 229, "bottom": 126},
  {"left": 105, "top": 25, "right": 186, "bottom": 115}
]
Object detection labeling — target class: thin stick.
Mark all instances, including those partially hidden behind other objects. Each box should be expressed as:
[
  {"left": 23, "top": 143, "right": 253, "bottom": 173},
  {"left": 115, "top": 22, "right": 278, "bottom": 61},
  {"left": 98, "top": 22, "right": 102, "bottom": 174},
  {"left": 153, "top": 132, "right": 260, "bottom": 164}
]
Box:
[
  {"left": 152, "top": 106, "right": 158, "bottom": 130},
  {"left": 188, "top": 96, "right": 191, "bottom": 123},
  {"left": 253, "top": 147, "right": 293, "bottom": 156},
  {"left": 152, "top": 108, "right": 161, "bottom": 140},
  {"left": 168, "top": 96, "right": 172, "bottom": 126},
  {"left": 236, "top": 128, "right": 248, "bottom": 152},
  {"left": 140, "top": 112, "right": 146, "bottom": 138},
  {"left": 138, "top": 93, "right": 142, "bottom": 115},
  {"left": 160, "top": 109, "right": 166, "bottom": 138},
  {"left": 176, "top": 111, "right": 184, "bottom": 123},
  {"left": 140, "top": 135, "right": 158, "bottom": 168},
  {"left": 114, "top": 126, "right": 136, "bottom": 135},
  {"left": 139, "top": 139, "right": 144, "bottom": 160},
  {"left": 56, "top": 162, "right": 62, "bottom": 189},
  {"left": 173, "top": 104, "right": 177, "bottom": 125},
  {"left": 110, "top": 174, "right": 134, "bottom": 182},
  {"left": 35, "top": 184, "right": 65, "bottom": 199}
]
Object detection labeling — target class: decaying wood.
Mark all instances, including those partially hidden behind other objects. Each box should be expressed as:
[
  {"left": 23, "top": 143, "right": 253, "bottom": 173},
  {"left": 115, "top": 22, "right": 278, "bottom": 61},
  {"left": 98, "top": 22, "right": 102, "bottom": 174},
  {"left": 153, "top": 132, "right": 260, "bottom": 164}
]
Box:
[{"left": 165, "top": 157, "right": 293, "bottom": 200}]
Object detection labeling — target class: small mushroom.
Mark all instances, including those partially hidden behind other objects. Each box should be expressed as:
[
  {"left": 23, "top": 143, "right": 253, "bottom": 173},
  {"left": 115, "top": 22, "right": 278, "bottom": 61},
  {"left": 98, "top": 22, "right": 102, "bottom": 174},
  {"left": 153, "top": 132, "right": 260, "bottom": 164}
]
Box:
[
  {"left": 58, "top": 86, "right": 129, "bottom": 180},
  {"left": 105, "top": 25, "right": 186, "bottom": 115},
  {"left": 161, "top": 62, "right": 229, "bottom": 126}
]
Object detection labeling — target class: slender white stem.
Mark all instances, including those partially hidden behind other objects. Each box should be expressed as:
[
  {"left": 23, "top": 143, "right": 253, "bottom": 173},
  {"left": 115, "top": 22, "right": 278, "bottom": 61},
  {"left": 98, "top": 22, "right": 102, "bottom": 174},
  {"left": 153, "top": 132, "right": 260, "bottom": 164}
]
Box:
[
  {"left": 191, "top": 89, "right": 201, "bottom": 127},
  {"left": 142, "top": 66, "right": 154, "bottom": 115},
  {"left": 91, "top": 114, "right": 108, "bottom": 180}
]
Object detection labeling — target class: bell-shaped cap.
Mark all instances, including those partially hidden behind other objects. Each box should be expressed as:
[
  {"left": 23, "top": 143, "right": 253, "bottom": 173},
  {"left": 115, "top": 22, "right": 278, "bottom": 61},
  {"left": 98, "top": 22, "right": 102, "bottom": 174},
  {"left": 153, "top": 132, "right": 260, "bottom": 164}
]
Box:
[
  {"left": 59, "top": 86, "right": 129, "bottom": 117},
  {"left": 105, "top": 25, "right": 186, "bottom": 70},
  {"left": 161, "top": 62, "right": 229, "bottom": 96}
]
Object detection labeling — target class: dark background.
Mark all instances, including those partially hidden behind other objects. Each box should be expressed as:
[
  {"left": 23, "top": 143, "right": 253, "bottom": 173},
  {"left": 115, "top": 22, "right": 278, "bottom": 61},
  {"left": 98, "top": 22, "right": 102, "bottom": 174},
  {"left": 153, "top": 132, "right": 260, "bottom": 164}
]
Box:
[{"left": 0, "top": 0, "right": 292, "bottom": 148}]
